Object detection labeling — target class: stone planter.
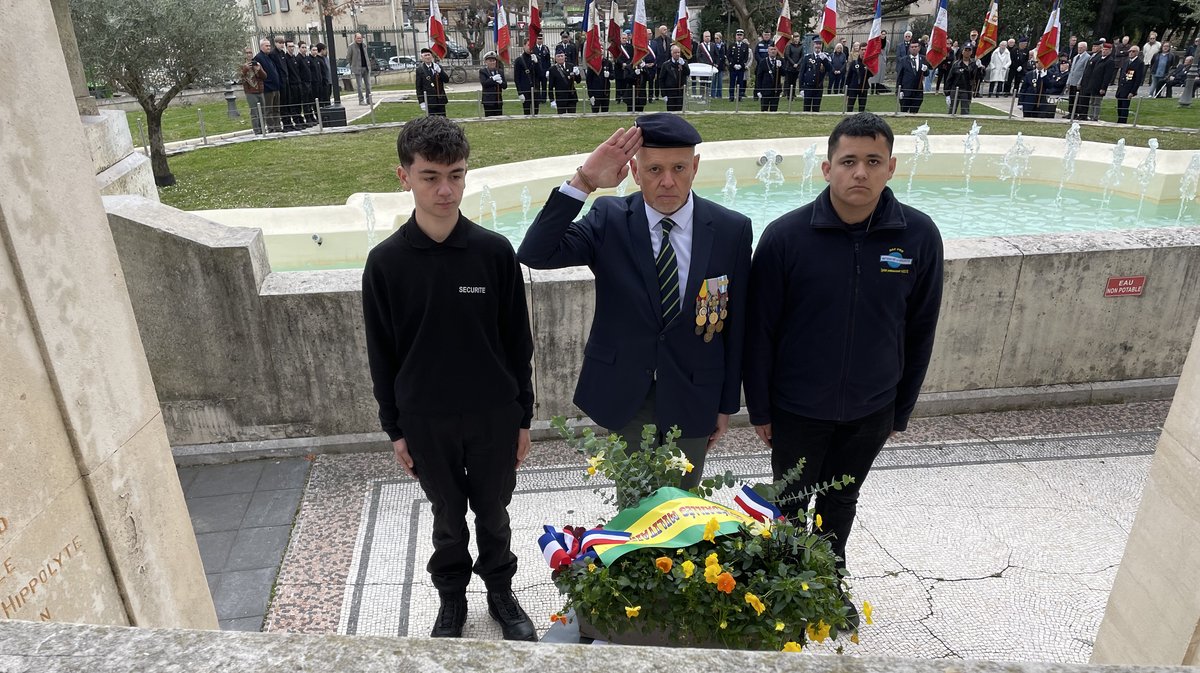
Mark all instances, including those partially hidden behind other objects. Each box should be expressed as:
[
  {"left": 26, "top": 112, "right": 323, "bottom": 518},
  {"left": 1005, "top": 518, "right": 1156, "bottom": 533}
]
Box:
[{"left": 574, "top": 610, "right": 726, "bottom": 648}]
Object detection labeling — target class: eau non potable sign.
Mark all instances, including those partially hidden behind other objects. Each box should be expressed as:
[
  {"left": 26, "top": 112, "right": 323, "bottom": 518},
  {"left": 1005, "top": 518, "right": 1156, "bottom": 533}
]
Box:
[{"left": 1105, "top": 275, "right": 1146, "bottom": 297}]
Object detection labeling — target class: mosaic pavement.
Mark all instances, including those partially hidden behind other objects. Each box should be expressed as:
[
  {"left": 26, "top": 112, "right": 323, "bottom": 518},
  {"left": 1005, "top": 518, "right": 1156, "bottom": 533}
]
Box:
[{"left": 264, "top": 401, "right": 1171, "bottom": 662}]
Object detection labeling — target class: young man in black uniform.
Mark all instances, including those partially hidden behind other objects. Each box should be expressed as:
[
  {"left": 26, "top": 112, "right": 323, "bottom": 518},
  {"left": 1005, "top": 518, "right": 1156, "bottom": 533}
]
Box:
[
  {"left": 361, "top": 116, "right": 537, "bottom": 641},
  {"left": 755, "top": 45, "right": 782, "bottom": 111},
  {"left": 727, "top": 29, "right": 752, "bottom": 101},
  {"left": 514, "top": 44, "right": 545, "bottom": 115},
  {"left": 586, "top": 52, "right": 614, "bottom": 112},
  {"left": 798, "top": 38, "right": 830, "bottom": 112},
  {"left": 744, "top": 113, "right": 943, "bottom": 624}
]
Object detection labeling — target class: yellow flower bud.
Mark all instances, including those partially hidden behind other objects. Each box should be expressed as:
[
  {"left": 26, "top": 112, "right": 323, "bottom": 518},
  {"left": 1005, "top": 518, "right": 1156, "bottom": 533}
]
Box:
[
  {"left": 586, "top": 466, "right": 597, "bottom": 476},
  {"left": 815, "top": 513, "right": 823, "bottom": 530},
  {"left": 775, "top": 621, "right": 785, "bottom": 632},
  {"left": 801, "top": 582, "right": 809, "bottom": 591},
  {"left": 863, "top": 600, "right": 874, "bottom": 625}
]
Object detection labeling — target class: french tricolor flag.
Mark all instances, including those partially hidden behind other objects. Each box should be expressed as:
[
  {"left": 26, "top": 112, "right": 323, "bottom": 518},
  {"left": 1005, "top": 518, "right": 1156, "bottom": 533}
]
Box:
[
  {"left": 862, "top": 0, "right": 883, "bottom": 75},
  {"left": 537, "top": 525, "right": 576, "bottom": 570},
  {"left": 733, "top": 485, "right": 783, "bottom": 522},
  {"left": 580, "top": 527, "right": 632, "bottom": 552}
]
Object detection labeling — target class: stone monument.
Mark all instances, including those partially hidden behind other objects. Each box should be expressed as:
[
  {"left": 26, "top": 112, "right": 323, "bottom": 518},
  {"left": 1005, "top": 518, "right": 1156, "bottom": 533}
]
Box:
[
  {"left": 1091, "top": 315, "right": 1200, "bottom": 665},
  {"left": 0, "top": 0, "right": 215, "bottom": 628}
]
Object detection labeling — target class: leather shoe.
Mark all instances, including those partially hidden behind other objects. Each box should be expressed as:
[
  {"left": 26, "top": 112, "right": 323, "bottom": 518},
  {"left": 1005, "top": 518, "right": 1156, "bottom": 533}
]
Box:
[
  {"left": 487, "top": 591, "right": 537, "bottom": 641},
  {"left": 430, "top": 594, "right": 468, "bottom": 637}
]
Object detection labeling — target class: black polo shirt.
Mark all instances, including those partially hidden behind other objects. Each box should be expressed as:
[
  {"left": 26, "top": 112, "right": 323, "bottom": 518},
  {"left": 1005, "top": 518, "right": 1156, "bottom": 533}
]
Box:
[{"left": 362, "top": 212, "right": 534, "bottom": 441}]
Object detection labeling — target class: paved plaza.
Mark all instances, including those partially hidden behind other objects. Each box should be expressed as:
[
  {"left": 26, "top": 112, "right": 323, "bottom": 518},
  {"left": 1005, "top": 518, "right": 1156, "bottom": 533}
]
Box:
[{"left": 180, "top": 400, "right": 1170, "bottom": 660}]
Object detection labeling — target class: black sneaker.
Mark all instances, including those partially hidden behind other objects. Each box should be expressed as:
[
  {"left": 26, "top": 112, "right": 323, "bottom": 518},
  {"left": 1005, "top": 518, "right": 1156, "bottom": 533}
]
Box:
[
  {"left": 486, "top": 591, "right": 537, "bottom": 641},
  {"left": 431, "top": 594, "right": 468, "bottom": 638}
]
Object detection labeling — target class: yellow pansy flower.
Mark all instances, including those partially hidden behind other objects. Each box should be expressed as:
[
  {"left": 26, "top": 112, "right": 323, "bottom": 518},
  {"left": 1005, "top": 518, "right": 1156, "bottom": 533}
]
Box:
[
  {"left": 587, "top": 563, "right": 596, "bottom": 573},
  {"left": 744, "top": 592, "right": 766, "bottom": 615},
  {"left": 655, "top": 556, "right": 673, "bottom": 573},
  {"left": 705, "top": 552, "right": 719, "bottom": 567},
  {"left": 681, "top": 560, "right": 695, "bottom": 578},
  {"left": 863, "top": 601, "right": 874, "bottom": 625},
  {"left": 719, "top": 619, "right": 728, "bottom": 629},
  {"left": 625, "top": 605, "right": 641, "bottom": 618},
  {"left": 805, "top": 620, "right": 831, "bottom": 643},
  {"left": 775, "top": 621, "right": 786, "bottom": 632},
  {"left": 815, "top": 513, "right": 823, "bottom": 530},
  {"left": 586, "top": 466, "right": 597, "bottom": 476},
  {"left": 702, "top": 517, "right": 720, "bottom": 542},
  {"left": 748, "top": 520, "right": 772, "bottom": 538},
  {"left": 801, "top": 582, "right": 809, "bottom": 591},
  {"left": 704, "top": 563, "right": 722, "bottom": 584},
  {"left": 782, "top": 641, "right": 803, "bottom": 652}
]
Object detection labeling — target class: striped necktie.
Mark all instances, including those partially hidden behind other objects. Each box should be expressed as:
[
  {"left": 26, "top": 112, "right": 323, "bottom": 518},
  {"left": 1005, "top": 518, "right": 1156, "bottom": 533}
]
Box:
[{"left": 656, "top": 218, "right": 680, "bottom": 324}]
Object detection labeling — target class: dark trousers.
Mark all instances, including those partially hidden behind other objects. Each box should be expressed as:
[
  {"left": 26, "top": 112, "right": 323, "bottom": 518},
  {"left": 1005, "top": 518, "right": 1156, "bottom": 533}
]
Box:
[
  {"left": 400, "top": 401, "right": 523, "bottom": 595},
  {"left": 286, "top": 83, "right": 304, "bottom": 127},
  {"left": 591, "top": 95, "right": 610, "bottom": 112},
  {"left": 664, "top": 91, "right": 684, "bottom": 111},
  {"left": 770, "top": 401, "right": 895, "bottom": 568},
  {"left": 263, "top": 90, "right": 281, "bottom": 131},
  {"left": 846, "top": 89, "right": 867, "bottom": 111},
  {"left": 427, "top": 95, "right": 448, "bottom": 117},
  {"left": 899, "top": 90, "right": 923, "bottom": 112},
  {"left": 483, "top": 103, "right": 503, "bottom": 117},
  {"left": 1116, "top": 96, "right": 1132, "bottom": 123},
  {"left": 519, "top": 90, "right": 536, "bottom": 115},
  {"left": 802, "top": 87, "right": 822, "bottom": 111},
  {"left": 827, "top": 72, "right": 844, "bottom": 93},
  {"left": 300, "top": 82, "right": 315, "bottom": 121},
  {"left": 611, "top": 382, "right": 709, "bottom": 491},
  {"left": 784, "top": 71, "right": 799, "bottom": 99},
  {"left": 948, "top": 89, "right": 972, "bottom": 114},
  {"left": 729, "top": 68, "right": 747, "bottom": 100},
  {"left": 759, "top": 94, "right": 780, "bottom": 111}
]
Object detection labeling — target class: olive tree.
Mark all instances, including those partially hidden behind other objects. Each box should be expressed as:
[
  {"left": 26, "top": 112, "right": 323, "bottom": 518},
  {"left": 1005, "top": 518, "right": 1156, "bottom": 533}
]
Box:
[{"left": 71, "top": 0, "right": 251, "bottom": 186}]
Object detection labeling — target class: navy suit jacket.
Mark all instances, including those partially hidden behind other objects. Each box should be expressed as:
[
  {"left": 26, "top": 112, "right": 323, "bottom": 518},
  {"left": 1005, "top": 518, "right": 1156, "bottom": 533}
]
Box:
[{"left": 518, "top": 188, "right": 752, "bottom": 438}]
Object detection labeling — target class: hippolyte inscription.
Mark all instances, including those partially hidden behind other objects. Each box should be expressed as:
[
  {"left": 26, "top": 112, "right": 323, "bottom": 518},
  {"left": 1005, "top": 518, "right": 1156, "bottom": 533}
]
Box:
[{"left": 0, "top": 513, "right": 83, "bottom": 622}]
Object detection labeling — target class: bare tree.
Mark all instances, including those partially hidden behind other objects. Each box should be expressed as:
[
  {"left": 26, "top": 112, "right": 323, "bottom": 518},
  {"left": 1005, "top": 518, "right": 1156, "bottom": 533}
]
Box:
[{"left": 72, "top": 0, "right": 250, "bottom": 186}]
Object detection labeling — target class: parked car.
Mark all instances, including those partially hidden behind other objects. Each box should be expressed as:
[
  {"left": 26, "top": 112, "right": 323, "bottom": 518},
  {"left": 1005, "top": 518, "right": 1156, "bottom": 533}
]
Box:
[
  {"left": 336, "top": 58, "right": 350, "bottom": 77},
  {"left": 389, "top": 56, "right": 418, "bottom": 70},
  {"left": 444, "top": 41, "right": 469, "bottom": 59}
]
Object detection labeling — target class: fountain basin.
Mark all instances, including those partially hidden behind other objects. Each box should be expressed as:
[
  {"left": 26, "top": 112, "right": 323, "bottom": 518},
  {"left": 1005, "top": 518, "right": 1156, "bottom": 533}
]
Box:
[
  {"left": 191, "top": 136, "right": 1200, "bottom": 273},
  {"left": 105, "top": 135, "right": 1200, "bottom": 448}
]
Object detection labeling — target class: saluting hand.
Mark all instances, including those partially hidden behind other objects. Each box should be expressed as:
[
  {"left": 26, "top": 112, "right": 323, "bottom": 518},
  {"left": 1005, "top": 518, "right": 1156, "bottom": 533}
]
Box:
[{"left": 572, "top": 126, "right": 643, "bottom": 193}]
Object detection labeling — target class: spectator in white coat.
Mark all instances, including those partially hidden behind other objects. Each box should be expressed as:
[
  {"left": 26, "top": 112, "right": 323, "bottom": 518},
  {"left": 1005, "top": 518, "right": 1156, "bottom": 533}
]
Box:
[{"left": 986, "top": 42, "right": 1011, "bottom": 96}]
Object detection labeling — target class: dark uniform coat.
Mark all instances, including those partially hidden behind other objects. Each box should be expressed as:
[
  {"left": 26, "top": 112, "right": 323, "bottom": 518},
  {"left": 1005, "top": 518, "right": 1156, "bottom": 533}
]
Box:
[
  {"left": 415, "top": 62, "right": 450, "bottom": 115},
  {"left": 479, "top": 64, "right": 508, "bottom": 116}
]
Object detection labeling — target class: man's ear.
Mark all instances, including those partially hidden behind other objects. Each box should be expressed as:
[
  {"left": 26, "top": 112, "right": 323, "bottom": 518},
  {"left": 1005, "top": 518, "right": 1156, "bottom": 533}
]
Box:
[
  {"left": 629, "top": 156, "right": 641, "bottom": 185},
  {"left": 396, "top": 165, "right": 408, "bottom": 191}
]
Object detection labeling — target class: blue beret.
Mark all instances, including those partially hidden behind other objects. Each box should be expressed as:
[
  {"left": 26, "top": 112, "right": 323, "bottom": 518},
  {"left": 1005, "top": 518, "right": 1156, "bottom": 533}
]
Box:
[{"left": 635, "top": 113, "right": 702, "bottom": 148}]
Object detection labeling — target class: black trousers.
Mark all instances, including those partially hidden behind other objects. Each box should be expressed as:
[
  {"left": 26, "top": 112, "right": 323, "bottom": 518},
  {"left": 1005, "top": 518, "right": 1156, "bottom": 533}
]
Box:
[
  {"left": 610, "top": 382, "right": 708, "bottom": 491},
  {"left": 846, "top": 89, "right": 867, "bottom": 111},
  {"left": 802, "top": 87, "right": 822, "bottom": 111},
  {"left": 590, "top": 95, "right": 610, "bottom": 112},
  {"left": 1116, "top": 96, "right": 1132, "bottom": 123},
  {"left": 899, "top": 90, "right": 923, "bottom": 112},
  {"left": 664, "top": 92, "right": 684, "bottom": 111},
  {"left": 400, "top": 400, "right": 523, "bottom": 595},
  {"left": 784, "top": 71, "right": 799, "bottom": 99},
  {"left": 770, "top": 401, "right": 894, "bottom": 568},
  {"left": 483, "top": 103, "right": 503, "bottom": 117},
  {"left": 729, "top": 68, "right": 747, "bottom": 100},
  {"left": 518, "top": 90, "right": 536, "bottom": 115},
  {"left": 759, "top": 94, "right": 779, "bottom": 111},
  {"left": 286, "top": 83, "right": 304, "bottom": 127}
]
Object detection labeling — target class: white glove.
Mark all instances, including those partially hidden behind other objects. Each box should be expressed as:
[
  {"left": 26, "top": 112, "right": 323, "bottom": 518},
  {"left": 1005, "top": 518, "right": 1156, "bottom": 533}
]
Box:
[
  {"left": 544, "top": 71, "right": 550, "bottom": 78},
  {"left": 518, "top": 93, "right": 526, "bottom": 102},
  {"left": 756, "top": 92, "right": 761, "bottom": 98},
  {"left": 775, "top": 59, "right": 782, "bottom": 67},
  {"left": 420, "top": 102, "right": 427, "bottom": 111},
  {"left": 551, "top": 100, "right": 557, "bottom": 108},
  {"left": 492, "top": 74, "right": 503, "bottom": 83},
  {"left": 589, "top": 96, "right": 596, "bottom": 104},
  {"left": 603, "top": 69, "right": 610, "bottom": 77},
  {"left": 734, "top": 63, "right": 742, "bottom": 70},
  {"left": 433, "top": 63, "right": 441, "bottom": 73},
  {"left": 634, "top": 68, "right": 642, "bottom": 75},
  {"left": 573, "top": 66, "right": 580, "bottom": 75},
  {"left": 921, "top": 65, "right": 928, "bottom": 72},
  {"left": 531, "top": 55, "right": 538, "bottom": 63}
]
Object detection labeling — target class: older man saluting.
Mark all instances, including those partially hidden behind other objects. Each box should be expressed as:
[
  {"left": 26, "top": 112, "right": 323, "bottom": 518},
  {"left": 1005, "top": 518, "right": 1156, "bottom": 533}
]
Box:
[{"left": 518, "top": 115, "right": 752, "bottom": 487}]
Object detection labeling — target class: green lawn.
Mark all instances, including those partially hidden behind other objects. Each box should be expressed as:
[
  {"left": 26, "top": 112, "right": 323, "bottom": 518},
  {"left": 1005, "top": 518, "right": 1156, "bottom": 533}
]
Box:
[
  {"left": 158, "top": 113, "right": 1200, "bottom": 211},
  {"left": 1056, "top": 96, "right": 1200, "bottom": 128},
  {"left": 125, "top": 100, "right": 260, "bottom": 144},
  {"left": 352, "top": 91, "right": 1008, "bottom": 125}
]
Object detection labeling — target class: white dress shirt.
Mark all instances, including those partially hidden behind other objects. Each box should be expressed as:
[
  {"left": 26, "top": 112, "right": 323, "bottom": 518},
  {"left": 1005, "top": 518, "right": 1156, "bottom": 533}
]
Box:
[{"left": 559, "top": 181, "right": 694, "bottom": 307}]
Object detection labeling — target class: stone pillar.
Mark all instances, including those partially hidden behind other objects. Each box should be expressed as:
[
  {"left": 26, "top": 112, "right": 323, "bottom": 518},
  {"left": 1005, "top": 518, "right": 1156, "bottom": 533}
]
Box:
[
  {"left": 0, "top": 0, "right": 216, "bottom": 629},
  {"left": 1091, "top": 315, "right": 1200, "bottom": 665},
  {"left": 50, "top": 0, "right": 99, "bottom": 116}
]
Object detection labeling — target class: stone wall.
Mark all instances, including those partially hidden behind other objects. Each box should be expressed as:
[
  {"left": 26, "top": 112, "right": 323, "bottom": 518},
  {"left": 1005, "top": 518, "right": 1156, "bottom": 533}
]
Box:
[
  {"left": 1, "top": 619, "right": 1197, "bottom": 673},
  {"left": 105, "top": 196, "right": 1200, "bottom": 448}
]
